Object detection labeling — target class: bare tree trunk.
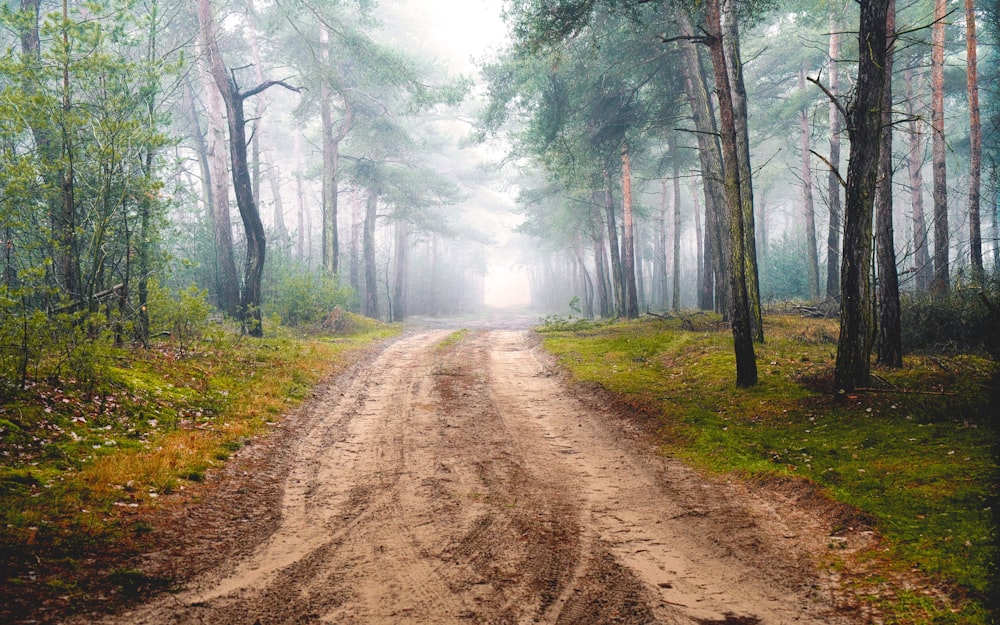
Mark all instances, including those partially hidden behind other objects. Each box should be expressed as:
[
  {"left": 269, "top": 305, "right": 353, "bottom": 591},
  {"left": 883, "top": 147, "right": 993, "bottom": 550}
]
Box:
[
  {"left": 678, "top": 16, "right": 727, "bottom": 313},
  {"left": 604, "top": 170, "right": 625, "bottom": 317},
  {"left": 654, "top": 178, "right": 668, "bottom": 309},
  {"left": 722, "top": 0, "right": 763, "bottom": 342},
  {"left": 363, "top": 188, "right": 379, "bottom": 319},
  {"left": 621, "top": 146, "right": 640, "bottom": 319},
  {"left": 590, "top": 200, "right": 612, "bottom": 317},
  {"left": 392, "top": 217, "right": 408, "bottom": 321},
  {"left": 196, "top": 38, "right": 240, "bottom": 317},
  {"left": 835, "top": 0, "right": 889, "bottom": 392},
  {"left": 931, "top": 0, "right": 949, "bottom": 294},
  {"left": 876, "top": 0, "right": 902, "bottom": 368},
  {"left": 826, "top": 16, "right": 843, "bottom": 300},
  {"left": 295, "top": 131, "right": 306, "bottom": 260},
  {"left": 691, "top": 173, "right": 704, "bottom": 300},
  {"left": 905, "top": 68, "right": 932, "bottom": 292},
  {"left": 198, "top": 0, "right": 297, "bottom": 336},
  {"left": 800, "top": 66, "right": 820, "bottom": 300},
  {"left": 706, "top": 0, "right": 757, "bottom": 387},
  {"left": 672, "top": 152, "right": 682, "bottom": 311},
  {"left": 965, "top": 0, "right": 983, "bottom": 283}
]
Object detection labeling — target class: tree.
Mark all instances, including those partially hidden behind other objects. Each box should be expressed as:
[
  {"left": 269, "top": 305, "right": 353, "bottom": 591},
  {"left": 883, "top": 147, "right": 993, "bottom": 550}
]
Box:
[
  {"left": 876, "top": 0, "right": 901, "bottom": 368},
  {"left": 197, "top": 0, "right": 299, "bottom": 336},
  {"left": 799, "top": 64, "right": 820, "bottom": 300},
  {"left": 825, "top": 12, "right": 842, "bottom": 300},
  {"left": 705, "top": 0, "right": 757, "bottom": 386},
  {"left": 931, "top": 0, "right": 949, "bottom": 294},
  {"left": 965, "top": 0, "right": 983, "bottom": 283},
  {"left": 834, "top": 0, "right": 890, "bottom": 392}
]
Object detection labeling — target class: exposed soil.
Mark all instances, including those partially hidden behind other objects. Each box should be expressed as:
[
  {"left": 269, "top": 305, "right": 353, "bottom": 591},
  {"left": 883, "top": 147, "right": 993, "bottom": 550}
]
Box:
[{"left": 60, "top": 326, "right": 876, "bottom": 624}]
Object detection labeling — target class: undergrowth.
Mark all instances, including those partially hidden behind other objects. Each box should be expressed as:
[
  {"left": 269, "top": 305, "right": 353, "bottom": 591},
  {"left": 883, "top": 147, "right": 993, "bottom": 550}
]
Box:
[
  {"left": 538, "top": 314, "right": 998, "bottom": 625},
  {"left": 0, "top": 314, "right": 399, "bottom": 619}
]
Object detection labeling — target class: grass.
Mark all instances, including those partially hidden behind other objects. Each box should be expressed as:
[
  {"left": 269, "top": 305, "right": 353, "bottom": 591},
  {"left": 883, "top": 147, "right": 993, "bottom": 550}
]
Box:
[
  {"left": 0, "top": 318, "right": 400, "bottom": 617},
  {"left": 537, "top": 314, "right": 998, "bottom": 625}
]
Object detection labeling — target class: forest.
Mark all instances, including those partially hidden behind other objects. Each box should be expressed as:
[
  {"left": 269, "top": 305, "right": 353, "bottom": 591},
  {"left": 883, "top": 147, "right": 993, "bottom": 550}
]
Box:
[
  {"left": 0, "top": 0, "right": 999, "bottom": 622},
  {"left": 0, "top": 0, "right": 997, "bottom": 392}
]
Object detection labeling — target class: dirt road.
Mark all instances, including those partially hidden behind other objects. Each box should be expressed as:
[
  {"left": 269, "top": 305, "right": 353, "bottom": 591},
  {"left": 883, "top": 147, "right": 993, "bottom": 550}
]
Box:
[{"left": 84, "top": 329, "right": 862, "bottom": 624}]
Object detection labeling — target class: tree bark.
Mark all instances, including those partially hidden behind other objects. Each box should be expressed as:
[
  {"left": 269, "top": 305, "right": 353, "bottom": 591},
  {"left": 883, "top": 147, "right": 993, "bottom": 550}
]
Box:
[
  {"left": 678, "top": 15, "right": 727, "bottom": 314},
  {"left": 655, "top": 178, "right": 668, "bottom": 309},
  {"left": 706, "top": 0, "right": 757, "bottom": 387},
  {"left": 621, "top": 146, "right": 640, "bottom": 319},
  {"left": 905, "top": 68, "right": 932, "bottom": 292},
  {"left": 876, "top": 0, "right": 902, "bottom": 368},
  {"left": 198, "top": 0, "right": 297, "bottom": 336},
  {"left": 825, "top": 15, "right": 842, "bottom": 300},
  {"left": 834, "top": 0, "right": 889, "bottom": 392},
  {"left": 672, "top": 152, "right": 682, "bottom": 311},
  {"left": 799, "top": 65, "right": 820, "bottom": 301},
  {"left": 965, "top": 0, "right": 983, "bottom": 283},
  {"left": 590, "top": 199, "right": 612, "bottom": 317},
  {"left": 195, "top": 37, "right": 241, "bottom": 317},
  {"left": 721, "top": 0, "right": 763, "bottom": 343},
  {"left": 363, "top": 187, "right": 380, "bottom": 319},
  {"left": 931, "top": 0, "right": 949, "bottom": 294},
  {"left": 603, "top": 170, "right": 625, "bottom": 317},
  {"left": 392, "top": 217, "right": 409, "bottom": 321}
]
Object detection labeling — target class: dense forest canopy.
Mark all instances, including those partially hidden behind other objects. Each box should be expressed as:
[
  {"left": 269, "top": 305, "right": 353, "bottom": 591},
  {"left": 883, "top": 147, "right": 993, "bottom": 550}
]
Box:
[{"left": 0, "top": 0, "right": 997, "bottom": 389}]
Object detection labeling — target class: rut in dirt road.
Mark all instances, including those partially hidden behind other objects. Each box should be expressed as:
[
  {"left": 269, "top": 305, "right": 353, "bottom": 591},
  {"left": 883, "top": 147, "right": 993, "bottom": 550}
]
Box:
[{"left": 86, "top": 329, "right": 858, "bottom": 625}]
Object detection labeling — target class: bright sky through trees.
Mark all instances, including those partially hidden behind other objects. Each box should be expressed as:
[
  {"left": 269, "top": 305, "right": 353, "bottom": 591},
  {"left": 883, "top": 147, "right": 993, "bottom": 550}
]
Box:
[{"left": 383, "top": 0, "right": 531, "bottom": 308}]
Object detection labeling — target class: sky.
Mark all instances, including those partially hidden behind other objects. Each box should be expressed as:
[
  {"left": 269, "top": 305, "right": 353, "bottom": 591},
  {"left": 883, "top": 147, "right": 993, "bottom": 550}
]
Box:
[{"left": 380, "top": 0, "right": 533, "bottom": 310}]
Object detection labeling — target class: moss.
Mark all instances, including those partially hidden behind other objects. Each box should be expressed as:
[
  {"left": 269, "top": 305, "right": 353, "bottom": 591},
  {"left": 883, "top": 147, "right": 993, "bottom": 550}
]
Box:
[{"left": 539, "top": 315, "right": 998, "bottom": 622}]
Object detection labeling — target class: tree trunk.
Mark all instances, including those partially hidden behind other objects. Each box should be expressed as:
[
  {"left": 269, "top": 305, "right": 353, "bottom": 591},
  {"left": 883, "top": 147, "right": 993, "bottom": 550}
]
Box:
[
  {"left": 706, "top": 0, "right": 757, "bottom": 387},
  {"left": 672, "top": 152, "right": 682, "bottom": 311},
  {"left": 196, "top": 39, "right": 240, "bottom": 317},
  {"left": 621, "top": 147, "right": 640, "bottom": 319},
  {"left": 58, "top": 0, "right": 81, "bottom": 303},
  {"left": 590, "top": 200, "right": 612, "bottom": 317},
  {"left": 657, "top": 178, "right": 669, "bottom": 309},
  {"left": 363, "top": 188, "right": 380, "bottom": 319},
  {"left": 905, "top": 68, "right": 932, "bottom": 292},
  {"left": 392, "top": 217, "right": 409, "bottom": 321},
  {"left": 931, "top": 0, "right": 949, "bottom": 294},
  {"left": 799, "top": 66, "right": 820, "bottom": 300},
  {"left": 876, "top": 0, "right": 902, "bottom": 368},
  {"left": 295, "top": 131, "right": 306, "bottom": 260},
  {"left": 604, "top": 170, "right": 625, "bottom": 317},
  {"left": 678, "top": 16, "right": 727, "bottom": 313},
  {"left": 825, "top": 18, "right": 843, "bottom": 301},
  {"left": 721, "top": 0, "right": 763, "bottom": 343},
  {"left": 691, "top": 173, "right": 705, "bottom": 301},
  {"left": 834, "top": 0, "right": 889, "bottom": 392},
  {"left": 199, "top": 0, "right": 292, "bottom": 337},
  {"left": 965, "top": 0, "right": 983, "bottom": 283}
]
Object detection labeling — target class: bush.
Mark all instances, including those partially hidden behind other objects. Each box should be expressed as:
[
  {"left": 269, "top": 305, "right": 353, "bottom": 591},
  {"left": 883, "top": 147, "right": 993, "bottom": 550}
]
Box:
[
  {"left": 263, "top": 264, "right": 356, "bottom": 327},
  {"left": 900, "top": 279, "right": 1000, "bottom": 357},
  {"left": 146, "top": 279, "right": 212, "bottom": 352}
]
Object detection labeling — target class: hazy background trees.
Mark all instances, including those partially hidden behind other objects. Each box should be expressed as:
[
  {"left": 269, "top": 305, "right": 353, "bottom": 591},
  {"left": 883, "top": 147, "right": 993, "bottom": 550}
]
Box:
[{"left": 1, "top": 0, "right": 997, "bottom": 391}]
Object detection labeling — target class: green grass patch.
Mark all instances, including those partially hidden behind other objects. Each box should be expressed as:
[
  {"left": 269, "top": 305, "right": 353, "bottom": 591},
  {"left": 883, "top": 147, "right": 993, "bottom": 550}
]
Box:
[
  {"left": 538, "top": 314, "right": 998, "bottom": 624},
  {"left": 0, "top": 320, "right": 400, "bottom": 617}
]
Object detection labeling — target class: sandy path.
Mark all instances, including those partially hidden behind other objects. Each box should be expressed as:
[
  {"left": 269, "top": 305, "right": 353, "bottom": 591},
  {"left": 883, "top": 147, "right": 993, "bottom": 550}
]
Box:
[{"left": 83, "top": 329, "right": 858, "bottom": 624}]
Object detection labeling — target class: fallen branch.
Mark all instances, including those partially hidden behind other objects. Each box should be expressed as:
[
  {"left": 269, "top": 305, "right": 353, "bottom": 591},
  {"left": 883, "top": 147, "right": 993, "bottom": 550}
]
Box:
[{"left": 853, "top": 387, "right": 956, "bottom": 396}]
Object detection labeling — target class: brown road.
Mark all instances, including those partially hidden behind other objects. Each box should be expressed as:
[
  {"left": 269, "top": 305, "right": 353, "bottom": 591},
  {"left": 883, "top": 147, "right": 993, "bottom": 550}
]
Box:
[{"left": 85, "top": 329, "right": 860, "bottom": 624}]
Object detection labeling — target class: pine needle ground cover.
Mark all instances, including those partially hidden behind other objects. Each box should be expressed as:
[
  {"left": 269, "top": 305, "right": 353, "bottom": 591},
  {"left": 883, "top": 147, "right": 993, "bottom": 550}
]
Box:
[
  {"left": 0, "top": 321, "right": 399, "bottom": 617},
  {"left": 538, "top": 314, "right": 998, "bottom": 625}
]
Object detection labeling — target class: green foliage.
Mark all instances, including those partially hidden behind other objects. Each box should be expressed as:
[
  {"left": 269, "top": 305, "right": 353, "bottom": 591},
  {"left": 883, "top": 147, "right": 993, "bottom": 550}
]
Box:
[
  {"left": 262, "top": 264, "right": 357, "bottom": 328},
  {"left": 760, "top": 230, "right": 820, "bottom": 301},
  {"left": 900, "top": 277, "right": 1000, "bottom": 357},
  {"left": 540, "top": 316, "right": 997, "bottom": 622},
  {"left": 146, "top": 280, "right": 213, "bottom": 352}
]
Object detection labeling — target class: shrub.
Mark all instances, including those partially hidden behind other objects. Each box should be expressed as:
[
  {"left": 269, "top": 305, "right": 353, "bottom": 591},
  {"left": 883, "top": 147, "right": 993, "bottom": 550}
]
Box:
[{"left": 263, "top": 264, "right": 356, "bottom": 327}]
